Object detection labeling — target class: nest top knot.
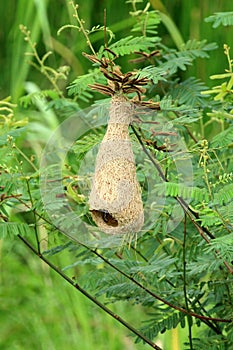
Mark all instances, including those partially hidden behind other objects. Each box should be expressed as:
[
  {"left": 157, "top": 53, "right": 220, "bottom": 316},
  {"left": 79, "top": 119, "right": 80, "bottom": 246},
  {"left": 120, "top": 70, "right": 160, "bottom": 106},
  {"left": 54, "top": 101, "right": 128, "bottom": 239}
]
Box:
[{"left": 109, "top": 95, "right": 134, "bottom": 125}]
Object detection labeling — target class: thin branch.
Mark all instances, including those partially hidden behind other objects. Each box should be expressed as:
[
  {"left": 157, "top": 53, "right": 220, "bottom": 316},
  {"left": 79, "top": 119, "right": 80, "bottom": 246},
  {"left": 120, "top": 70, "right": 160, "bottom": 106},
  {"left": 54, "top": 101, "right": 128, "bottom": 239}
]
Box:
[
  {"left": 183, "top": 214, "right": 193, "bottom": 350},
  {"left": 70, "top": 1, "right": 96, "bottom": 55},
  {"left": 104, "top": 8, "right": 107, "bottom": 48},
  {"left": 15, "top": 195, "right": 232, "bottom": 323},
  {"left": 14, "top": 144, "right": 38, "bottom": 172},
  {"left": 131, "top": 124, "right": 233, "bottom": 276},
  {"left": 131, "top": 124, "right": 166, "bottom": 181},
  {"left": 91, "top": 247, "right": 232, "bottom": 323},
  {"left": 25, "top": 178, "right": 41, "bottom": 254},
  {"left": 17, "top": 234, "right": 162, "bottom": 350},
  {"left": 185, "top": 126, "right": 199, "bottom": 143}
]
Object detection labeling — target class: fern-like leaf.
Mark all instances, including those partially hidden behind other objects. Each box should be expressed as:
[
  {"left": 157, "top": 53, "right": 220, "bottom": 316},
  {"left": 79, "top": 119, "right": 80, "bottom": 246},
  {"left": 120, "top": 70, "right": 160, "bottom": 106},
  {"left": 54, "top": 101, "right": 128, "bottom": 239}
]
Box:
[
  {"left": 140, "top": 42, "right": 216, "bottom": 83},
  {"left": 136, "top": 65, "right": 167, "bottom": 84},
  {"left": 213, "top": 183, "right": 233, "bottom": 205},
  {"left": 211, "top": 126, "right": 233, "bottom": 148},
  {"left": 180, "top": 39, "right": 218, "bottom": 59},
  {"left": 20, "top": 90, "right": 60, "bottom": 108},
  {"left": 138, "top": 51, "right": 193, "bottom": 82},
  {"left": 109, "top": 36, "right": 159, "bottom": 56},
  {"left": 198, "top": 207, "right": 223, "bottom": 227},
  {"left": 159, "top": 95, "right": 200, "bottom": 123},
  {"left": 153, "top": 182, "right": 209, "bottom": 202},
  {"left": 67, "top": 68, "right": 103, "bottom": 100},
  {"left": 131, "top": 10, "right": 161, "bottom": 36},
  {"left": 163, "top": 51, "right": 193, "bottom": 73},
  {"left": 130, "top": 254, "right": 178, "bottom": 276},
  {"left": 0, "top": 222, "right": 32, "bottom": 238},
  {"left": 205, "top": 12, "right": 233, "bottom": 28},
  {"left": 170, "top": 77, "right": 209, "bottom": 107},
  {"left": 204, "top": 233, "right": 233, "bottom": 263},
  {"left": 72, "top": 128, "right": 105, "bottom": 163},
  {"left": 138, "top": 311, "right": 186, "bottom": 342}
]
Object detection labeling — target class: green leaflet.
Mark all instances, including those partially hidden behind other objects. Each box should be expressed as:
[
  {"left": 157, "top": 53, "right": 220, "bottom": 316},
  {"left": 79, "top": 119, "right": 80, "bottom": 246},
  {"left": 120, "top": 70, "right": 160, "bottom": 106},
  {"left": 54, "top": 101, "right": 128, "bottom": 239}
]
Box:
[
  {"left": 170, "top": 77, "right": 209, "bottom": 107},
  {"left": 153, "top": 182, "right": 209, "bottom": 202},
  {"left": 180, "top": 39, "right": 218, "bottom": 59},
  {"left": 72, "top": 127, "right": 105, "bottom": 164},
  {"left": 213, "top": 183, "right": 233, "bottom": 205},
  {"left": 67, "top": 68, "right": 103, "bottom": 100},
  {"left": 138, "top": 312, "right": 186, "bottom": 343},
  {"left": 0, "top": 222, "right": 32, "bottom": 238},
  {"left": 205, "top": 12, "right": 233, "bottom": 28},
  {"left": 109, "top": 36, "right": 159, "bottom": 56},
  {"left": 211, "top": 126, "right": 233, "bottom": 147},
  {"left": 204, "top": 233, "right": 233, "bottom": 262},
  {"left": 131, "top": 10, "right": 161, "bottom": 36}
]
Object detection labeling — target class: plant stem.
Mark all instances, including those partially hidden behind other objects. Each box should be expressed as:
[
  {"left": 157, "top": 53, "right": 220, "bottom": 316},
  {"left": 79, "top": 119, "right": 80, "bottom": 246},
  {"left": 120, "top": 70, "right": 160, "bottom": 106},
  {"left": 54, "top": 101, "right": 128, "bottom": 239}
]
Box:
[
  {"left": 25, "top": 178, "right": 41, "bottom": 254},
  {"left": 14, "top": 144, "right": 38, "bottom": 171},
  {"left": 131, "top": 125, "right": 167, "bottom": 181},
  {"left": 183, "top": 215, "right": 193, "bottom": 349},
  {"left": 17, "top": 234, "right": 162, "bottom": 350},
  {"left": 70, "top": 1, "right": 96, "bottom": 55}
]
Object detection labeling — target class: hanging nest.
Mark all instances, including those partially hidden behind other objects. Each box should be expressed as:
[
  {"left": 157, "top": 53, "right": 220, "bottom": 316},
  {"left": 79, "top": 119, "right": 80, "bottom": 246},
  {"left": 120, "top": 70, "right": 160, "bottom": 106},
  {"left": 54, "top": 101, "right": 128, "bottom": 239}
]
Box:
[
  {"left": 89, "top": 94, "right": 144, "bottom": 234},
  {"left": 85, "top": 51, "right": 160, "bottom": 234}
]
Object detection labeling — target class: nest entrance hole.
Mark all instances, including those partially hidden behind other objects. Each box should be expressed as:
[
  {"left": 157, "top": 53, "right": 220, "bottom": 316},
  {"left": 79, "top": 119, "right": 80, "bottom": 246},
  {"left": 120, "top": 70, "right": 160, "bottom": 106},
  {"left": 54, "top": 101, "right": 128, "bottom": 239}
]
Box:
[{"left": 91, "top": 209, "right": 118, "bottom": 227}]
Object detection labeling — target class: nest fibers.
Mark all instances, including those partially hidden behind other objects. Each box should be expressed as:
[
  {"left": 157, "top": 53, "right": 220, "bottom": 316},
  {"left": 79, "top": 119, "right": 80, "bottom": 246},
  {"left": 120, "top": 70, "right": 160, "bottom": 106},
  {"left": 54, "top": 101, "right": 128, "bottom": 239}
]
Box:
[{"left": 89, "top": 95, "right": 144, "bottom": 234}]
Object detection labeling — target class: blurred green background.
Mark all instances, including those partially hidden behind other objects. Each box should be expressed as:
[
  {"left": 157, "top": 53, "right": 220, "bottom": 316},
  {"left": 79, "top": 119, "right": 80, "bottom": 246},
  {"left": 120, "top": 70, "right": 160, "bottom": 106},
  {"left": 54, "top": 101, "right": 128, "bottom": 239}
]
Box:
[{"left": 0, "top": 1, "right": 232, "bottom": 349}]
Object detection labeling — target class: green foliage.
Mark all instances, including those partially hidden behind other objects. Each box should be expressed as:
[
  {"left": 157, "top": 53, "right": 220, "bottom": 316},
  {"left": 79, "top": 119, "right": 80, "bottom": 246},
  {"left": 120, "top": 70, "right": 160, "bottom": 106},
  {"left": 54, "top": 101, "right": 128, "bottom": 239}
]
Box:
[
  {"left": 138, "top": 311, "right": 186, "bottom": 342},
  {"left": 180, "top": 39, "right": 218, "bottom": 59},
  {"left": 153, "top": 182, "right": 209, "bottom": 202},
  {"left": 137, "top": 39, "right": 217, "bottom": 85},
  {"left": 205, "top": 12, "right": 233, "bottom": 28},
  {"left": 130, "top": 9, "right": 161, "bottom": 36},
  {"left": 214, "top": 183, "right": 233, "bottom": 205},
  {"left": 211, "top": 126, "right": 233, "bottom": 147},
  {"left": 1, "top": 1, "right": 233, "bottom": 350},
  {"left": 0, "top": 222, "right": 32, "bottom": 238},
  {"left": 170, "top": 77, "right": 209, "bottom": 107},
  {"left": 19, "top": 89, "right": 60, "bottom": 108},
  {"left": 67, "top": 68, "right": 103, "bottom": 100},
  {"left": 72, "top": 127, "right": 105, "bottom": 163},
  {"left": 109, "top": 35, "right": 159, "bottom": 56},
  {"left": 205, "top": 233, "right": 233, "bottom": 263}
]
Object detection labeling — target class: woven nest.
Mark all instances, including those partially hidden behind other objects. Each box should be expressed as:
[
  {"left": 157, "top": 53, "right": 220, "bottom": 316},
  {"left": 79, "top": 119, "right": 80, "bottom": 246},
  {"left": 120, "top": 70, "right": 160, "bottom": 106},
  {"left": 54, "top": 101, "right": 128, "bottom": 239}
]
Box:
[{"left": 89, "top": 95, "right": 144, "bottom": 234}]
